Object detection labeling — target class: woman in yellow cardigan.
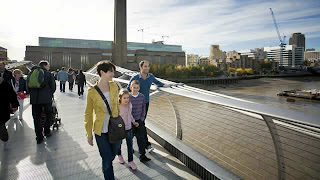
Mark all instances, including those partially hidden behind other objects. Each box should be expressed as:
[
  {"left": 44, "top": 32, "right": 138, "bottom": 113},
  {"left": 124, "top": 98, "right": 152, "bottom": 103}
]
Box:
[{"left": 84, "top": 61, "right": 120, "bottom": 180}]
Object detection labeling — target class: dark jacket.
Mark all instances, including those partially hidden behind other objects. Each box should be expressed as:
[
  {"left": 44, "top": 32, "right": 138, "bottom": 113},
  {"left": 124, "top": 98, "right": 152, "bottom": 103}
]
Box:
[
  {"left": 68, "top": 71, "right": 75, "bottom": 82},
  {"left": 0, "top": 80, "right": 19, "bottom": 125},
  {"left": 11, "top": 77, "right": 29, "bottom": 94},
  {"left": 1, "top": 69, "right": 13, "bottom": 84},
  {"left": 76, "top": 73, "right": 86, "bottom": 85},
  {"left": 29, "top": 67, "right": 56, "bottom": 104}
]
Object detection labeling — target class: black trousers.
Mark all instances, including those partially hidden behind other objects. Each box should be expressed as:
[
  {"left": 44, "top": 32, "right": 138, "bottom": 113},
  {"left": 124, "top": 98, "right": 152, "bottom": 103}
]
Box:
[
  {"left": 143, "top": 102, "right": 151, "bottom": 148},
  {"left": 78, "top": 84, "right": 84, "bottom": 96},
  {"left": 133, "top": 120, "right": 146, "bottom": 156},
  {"left": 0, "top": 124, "right": 9, "bottom": 142},
  {"left": 69, "top": 81, "right": 74, "bottom": 90},
  {"left": 32, "top": 103, "right": 52, "bottom": 140},
  {"left": 60, "top": 82, "right": 66, "bottom": 92}
]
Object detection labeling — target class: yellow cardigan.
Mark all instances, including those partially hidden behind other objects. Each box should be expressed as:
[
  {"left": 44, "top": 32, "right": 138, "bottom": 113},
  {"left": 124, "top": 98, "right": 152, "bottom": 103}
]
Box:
[{"left": 84, "top": 81, "right": 120, "bottom": 138}]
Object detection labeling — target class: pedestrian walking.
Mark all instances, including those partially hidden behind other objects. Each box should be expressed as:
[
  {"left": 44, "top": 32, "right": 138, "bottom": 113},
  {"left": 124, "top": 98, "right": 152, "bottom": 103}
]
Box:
[
  {"left": 28, "top": 61, "right": 56, "bottom": 144},
  {"left": 68, "top": 68, "right": 75, "bottom": 91},
  {"left": 57, "top": 67, "right": 68, "bottom": 92},
  {"left": 76, "top": 70, "right": 86, "bottom": 98},
  {"left": 11, "top": 69, "right": 29, "bottom": 121},
  {"left": 116, "top": 89, "right": 139, "bottom": 170},
  {"left": 0, "top": 76, "right": 19, "bottom": 149},
  {"left": 84, "top": 61, "right": 121, "bottom": 180},
  {"left": 127, "top": 60, "right": 168, "bottom": 152}
]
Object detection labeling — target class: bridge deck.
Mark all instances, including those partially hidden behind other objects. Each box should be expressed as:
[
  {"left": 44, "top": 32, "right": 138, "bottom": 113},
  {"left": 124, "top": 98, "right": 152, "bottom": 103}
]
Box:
[{"left": 0, "top": 84, "right": 199, "bottom": 180}]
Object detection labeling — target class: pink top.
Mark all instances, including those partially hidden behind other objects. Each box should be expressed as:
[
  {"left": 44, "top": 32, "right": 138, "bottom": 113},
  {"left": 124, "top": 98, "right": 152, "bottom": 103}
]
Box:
[{"left": 119, "top": 103, "right": 135, "bottom": 130}]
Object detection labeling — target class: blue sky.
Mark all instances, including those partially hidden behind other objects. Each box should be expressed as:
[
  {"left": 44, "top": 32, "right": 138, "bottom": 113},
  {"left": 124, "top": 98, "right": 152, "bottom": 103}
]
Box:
[{"left": 1, "top": 0, "right": 320, "bottom": 60}]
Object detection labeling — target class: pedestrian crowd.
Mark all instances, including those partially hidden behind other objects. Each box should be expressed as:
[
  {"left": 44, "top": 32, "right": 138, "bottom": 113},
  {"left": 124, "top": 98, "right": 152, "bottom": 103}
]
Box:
[{"left": 1, "top": 60, "right": 167, "bottom": 180}]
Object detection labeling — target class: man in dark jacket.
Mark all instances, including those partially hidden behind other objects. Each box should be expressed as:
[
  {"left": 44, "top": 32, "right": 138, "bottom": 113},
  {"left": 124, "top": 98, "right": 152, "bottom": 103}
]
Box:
[
  {"left": 0, "top": 62, "right": 13, "bottom": 84},
  {"left": 0, "top": 76, "right": 19, "bottom": 149},
  {"left": 75, "top": 70, "right": 86, "bottom": 97},
  {"left": 29, "top": 61, "right": 56, "bottom": 144}
]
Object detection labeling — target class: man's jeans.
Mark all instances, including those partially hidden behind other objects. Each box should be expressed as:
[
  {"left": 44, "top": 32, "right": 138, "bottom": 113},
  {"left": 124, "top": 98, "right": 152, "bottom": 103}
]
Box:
[
  {"left": 78, "top": 84, "right": 84, "bottom": 96},
  {"left": 117, "top": 129, "right": 133, "bottom": 162},
  {"left": 144, "top": 102, "right": 151, "bottom": 148},
  {"left": 95, "top": 133, "right": 120, "bottom": 180},
  {"left": 32, "top": 103, "right": 52, "bottom": 141},
  {"left": 60, "top": 81, "right": 66, "bottom": 92}
]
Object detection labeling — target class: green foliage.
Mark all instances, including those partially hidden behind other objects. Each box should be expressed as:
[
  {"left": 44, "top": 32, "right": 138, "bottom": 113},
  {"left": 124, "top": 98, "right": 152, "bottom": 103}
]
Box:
[
  {"left": 303, "top": 60, "right": 312, "bottom": 67},
  {"left": 16, "top": 65, "right": 29, "bottom": 75},
  {"left": 260, "top": 61, "right": 272, "bottom": 69},
  {"left": 149, "top": 64, "right": 223, "bottom": 79}
]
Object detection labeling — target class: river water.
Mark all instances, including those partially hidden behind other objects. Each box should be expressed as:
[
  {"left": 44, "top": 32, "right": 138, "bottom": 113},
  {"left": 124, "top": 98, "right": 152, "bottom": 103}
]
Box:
[{"left": 190, "top": 76, "right": 320, "bottom": 115}]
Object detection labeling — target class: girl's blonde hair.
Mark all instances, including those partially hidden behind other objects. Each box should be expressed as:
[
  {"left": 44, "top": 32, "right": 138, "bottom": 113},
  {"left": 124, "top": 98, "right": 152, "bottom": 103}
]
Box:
[
  {"left": 119, "top": 88, "right": 130, "bottom": 104},
  {"left": 13, "top": 69, "right": 22, "bottom": 76}
]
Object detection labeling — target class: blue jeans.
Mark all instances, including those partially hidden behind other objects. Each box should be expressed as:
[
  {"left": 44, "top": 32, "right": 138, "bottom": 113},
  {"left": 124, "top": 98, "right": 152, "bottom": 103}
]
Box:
[
  {"left": 95, "top": 133, "right": 120, "bottom": 180},
  {"left": 60, "top": 81, "right": 66, "bottom": 92},
  {"left": 117, "top": 129, "right": 133, "bottom": 162}
]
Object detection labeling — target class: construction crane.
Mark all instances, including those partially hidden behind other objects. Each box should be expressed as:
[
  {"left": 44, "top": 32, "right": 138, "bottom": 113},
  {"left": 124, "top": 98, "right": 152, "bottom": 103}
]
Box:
[
  {"left": 138, "top": 29, "right": 144, "bottom": 42},
  {"left": 270, "top": 8, "right": 286, "bottom": 67}
]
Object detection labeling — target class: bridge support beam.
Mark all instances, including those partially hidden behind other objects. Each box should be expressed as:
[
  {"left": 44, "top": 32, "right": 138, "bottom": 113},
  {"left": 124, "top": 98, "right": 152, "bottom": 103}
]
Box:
[
  {"left": 167, "top": 94, "right": 182, "bottom": 140},
  {"left": 262, "top": 115, "right": 286, "bottom": 180}
]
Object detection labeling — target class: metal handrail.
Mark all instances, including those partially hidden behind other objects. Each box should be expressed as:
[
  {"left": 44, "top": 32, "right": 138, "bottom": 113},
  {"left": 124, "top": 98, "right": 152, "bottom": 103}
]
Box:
[{"left": 85, "top": 65, "right": 320, "bottom": 180}]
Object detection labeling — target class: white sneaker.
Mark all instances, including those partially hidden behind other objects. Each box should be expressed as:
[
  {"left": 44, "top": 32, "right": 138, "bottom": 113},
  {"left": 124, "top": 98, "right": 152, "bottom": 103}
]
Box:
[
  {"left": 146, "top": 145, "right": 154, "bottom": 152},
  {"left": 3, "top": 141, "right": 9, "bottom": 149}
]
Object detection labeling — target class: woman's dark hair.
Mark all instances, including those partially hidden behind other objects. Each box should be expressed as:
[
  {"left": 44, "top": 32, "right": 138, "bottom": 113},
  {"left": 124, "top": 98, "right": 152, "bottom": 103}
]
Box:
[
  {"left": 96, "top": 61, "right": 116, "bottom": 77},
  {"left": 79, "top": 70, "right": 83, "bottom": 74}
]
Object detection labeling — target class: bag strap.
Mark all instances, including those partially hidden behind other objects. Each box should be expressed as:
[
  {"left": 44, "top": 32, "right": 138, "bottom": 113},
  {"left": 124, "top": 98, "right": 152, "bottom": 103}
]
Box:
[{"left": 94, "top": 85, "right": 113, "bottom": 117}]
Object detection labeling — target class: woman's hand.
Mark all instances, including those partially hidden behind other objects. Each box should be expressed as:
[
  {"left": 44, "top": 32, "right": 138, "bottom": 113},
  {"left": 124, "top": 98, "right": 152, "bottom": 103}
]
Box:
[
  {"left": 87, "top": 137, "right": 94, "bottom": 146},
  {"left": 133, "top": 122, "right": 139, "bottom": 127}
]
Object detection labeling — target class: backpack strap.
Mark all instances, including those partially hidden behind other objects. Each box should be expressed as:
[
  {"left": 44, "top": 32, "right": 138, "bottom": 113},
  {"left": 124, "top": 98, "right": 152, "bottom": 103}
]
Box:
[{"left": 94, "top": 85, "right": 113, "bottom": 117}]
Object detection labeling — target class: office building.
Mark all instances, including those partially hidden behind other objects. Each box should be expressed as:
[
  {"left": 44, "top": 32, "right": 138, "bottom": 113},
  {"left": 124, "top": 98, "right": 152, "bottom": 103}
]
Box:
[
  {"left": 0, "top": 47, "right": 7, "bottom": 61},
  {"left": 264, "top": 45, "right": 304, "bottom": 67},
  {"left": 289, "top": 33, "right": 305, "bottom": 50},
  {"left": 187, "top": 54, "right": 200, "bottom": 65},
  {"left": 25, "top": 37, "right": 185, "bottom": 70},
  {"left": 210, "top": 45, "right": 226, "bottom": 60}
]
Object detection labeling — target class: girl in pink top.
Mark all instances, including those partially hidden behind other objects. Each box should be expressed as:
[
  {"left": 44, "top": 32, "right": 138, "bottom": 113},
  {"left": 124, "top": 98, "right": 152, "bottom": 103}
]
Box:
[{"left": 117, "top": 89, "right": 139, "bottom": 170}]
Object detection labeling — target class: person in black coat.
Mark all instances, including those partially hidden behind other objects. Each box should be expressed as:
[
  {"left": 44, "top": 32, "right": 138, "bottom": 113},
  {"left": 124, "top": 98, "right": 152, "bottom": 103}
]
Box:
[
  {"left": 0, "top": 62, "right": 13, "bottom": 84},
  {"left": 28, "top": 61, "right": 56, "bottom": 144},
  {"left": 0, "top": 76, "right": 19, "bottom": 149},
  {"left": 75, "top": 70, "right": 86, "bottom": 97}
]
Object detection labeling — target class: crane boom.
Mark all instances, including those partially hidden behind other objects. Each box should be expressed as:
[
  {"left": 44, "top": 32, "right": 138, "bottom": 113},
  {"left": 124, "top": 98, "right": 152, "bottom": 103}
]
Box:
[{"left": 270, "top": 8, "right": 283, "bottom": 45}]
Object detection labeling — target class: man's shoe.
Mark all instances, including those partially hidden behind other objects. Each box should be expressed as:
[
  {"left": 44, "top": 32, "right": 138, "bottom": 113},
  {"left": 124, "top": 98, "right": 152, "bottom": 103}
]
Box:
[
  {"left": 140, "top": 155, "right": 151, "bottom": 162},
  {"left": 36, "top": 138, "right": 44, "bottom": 144},
  {"left": 146, "top": 145, "right": 154, "bottom": 152},
  {"left": 45, "top": 132, "right": 52, "bottom": 138}
]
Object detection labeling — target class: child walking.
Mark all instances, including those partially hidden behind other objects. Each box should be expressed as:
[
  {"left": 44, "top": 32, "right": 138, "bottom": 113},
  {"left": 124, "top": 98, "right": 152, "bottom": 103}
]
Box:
[
  {"left": 117, "top": 89, "right": 139, "bottom": 170},
  {"left": 130, "top": 80, "right": 151, "bottom": 162}
]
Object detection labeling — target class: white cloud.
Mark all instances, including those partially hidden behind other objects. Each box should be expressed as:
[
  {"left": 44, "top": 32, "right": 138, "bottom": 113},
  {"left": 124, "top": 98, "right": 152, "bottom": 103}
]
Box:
[{"left": 0, "top": 0, "right": 319, "bottom": 60}]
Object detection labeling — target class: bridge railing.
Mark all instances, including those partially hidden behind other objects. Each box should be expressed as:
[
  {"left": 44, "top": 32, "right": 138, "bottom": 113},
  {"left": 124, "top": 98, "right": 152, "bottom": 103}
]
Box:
[{"left": 85, "top": 65, "right": 320, "bottom": 180}]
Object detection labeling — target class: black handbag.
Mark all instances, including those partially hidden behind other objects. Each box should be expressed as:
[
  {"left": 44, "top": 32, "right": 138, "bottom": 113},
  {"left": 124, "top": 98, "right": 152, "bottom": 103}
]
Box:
[{"left": 94, "top": 85, "right": 126, "bottom": 143}]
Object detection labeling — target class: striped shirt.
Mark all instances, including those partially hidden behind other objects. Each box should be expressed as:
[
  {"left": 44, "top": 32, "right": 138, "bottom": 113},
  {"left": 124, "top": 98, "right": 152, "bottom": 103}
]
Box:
[{"left": 130, "top": 93, "right": 146, "bottom": 121}]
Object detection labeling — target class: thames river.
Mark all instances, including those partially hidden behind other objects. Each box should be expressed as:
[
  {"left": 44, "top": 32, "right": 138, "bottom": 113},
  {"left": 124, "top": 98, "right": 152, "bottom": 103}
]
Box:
[{"left": 190, "top": 76, "right": 320, "bottom": 115}]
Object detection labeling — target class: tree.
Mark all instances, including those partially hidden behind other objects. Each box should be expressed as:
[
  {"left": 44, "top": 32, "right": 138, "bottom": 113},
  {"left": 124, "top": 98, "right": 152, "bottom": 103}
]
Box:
[
  {"left": 303, "top": 60, "right": 312, "bottom": 67},
  {"left": 260, "top": 61, "right": 272, "bottom": 69}
]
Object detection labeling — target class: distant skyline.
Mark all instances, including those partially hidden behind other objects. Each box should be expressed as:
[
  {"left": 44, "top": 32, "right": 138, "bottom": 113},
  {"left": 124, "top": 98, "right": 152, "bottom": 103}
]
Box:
[{"left": 1, "top": 0, "right": 320, "bottom": 60}]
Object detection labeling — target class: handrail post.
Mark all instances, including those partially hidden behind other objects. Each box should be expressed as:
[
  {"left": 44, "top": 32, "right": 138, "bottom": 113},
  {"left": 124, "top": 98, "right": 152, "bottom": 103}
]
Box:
[
  {"left": 167, "top": 94, "right": 182, "bottom": 140},
  {"left": 262, "top": 115, "right": 285, "bottom": 180}
]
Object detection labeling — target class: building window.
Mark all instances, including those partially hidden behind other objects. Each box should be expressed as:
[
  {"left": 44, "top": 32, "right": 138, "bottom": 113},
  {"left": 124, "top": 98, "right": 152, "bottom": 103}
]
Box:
[
  {"left": 43, "top": 52, "right": 52, "bottom": 65},
  {"left": 81, "top": 54, "right": 89, "bottom": 70},
  {"left": 63, "top": 53, "right": 72, "bottom": 68}
]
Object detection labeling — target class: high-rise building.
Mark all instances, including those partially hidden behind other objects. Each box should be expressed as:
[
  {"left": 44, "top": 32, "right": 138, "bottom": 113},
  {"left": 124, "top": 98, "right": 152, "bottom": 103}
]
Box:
[
  {"left": 264, "top": 45, "right": 304, "bottom": 67},
  {"left": 289, "top": 33, "right": 305, "bottom": 50},
  {"left": 210, "top": 45, "right": 226, "bottom": 60}
]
